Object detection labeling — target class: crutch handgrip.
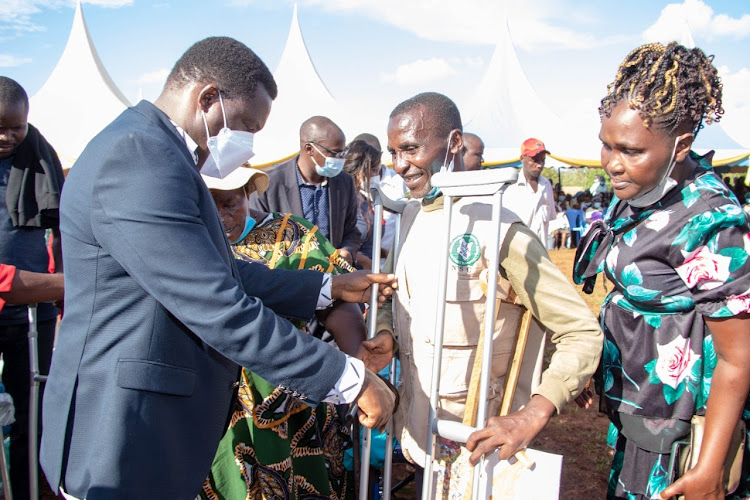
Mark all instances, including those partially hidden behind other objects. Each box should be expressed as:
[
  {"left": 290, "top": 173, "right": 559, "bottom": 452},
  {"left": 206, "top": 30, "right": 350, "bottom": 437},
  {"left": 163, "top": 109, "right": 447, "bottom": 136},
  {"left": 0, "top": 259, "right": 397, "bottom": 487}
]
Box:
[
  {"left": 346, "top": 403, "right": 358, "bottom": 424},
  {"left": 370, "top": 186, "right": 407, "bottom": 215},
  {"left": 433, "top": 419, "right": 536, "bottom": 470}
]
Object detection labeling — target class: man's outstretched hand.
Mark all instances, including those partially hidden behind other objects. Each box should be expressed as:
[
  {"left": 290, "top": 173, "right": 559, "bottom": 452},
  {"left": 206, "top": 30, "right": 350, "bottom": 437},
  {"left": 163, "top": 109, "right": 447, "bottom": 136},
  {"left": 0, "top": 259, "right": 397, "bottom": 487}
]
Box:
[
  {"left": 354, "top": 368, "right": 398, "bottom": 432},
  {"left": 465, "top": 395, "right": 555, "bottom": 465},
  {"left": 331, "top": 270, "right": 397, "bottom": 304}
]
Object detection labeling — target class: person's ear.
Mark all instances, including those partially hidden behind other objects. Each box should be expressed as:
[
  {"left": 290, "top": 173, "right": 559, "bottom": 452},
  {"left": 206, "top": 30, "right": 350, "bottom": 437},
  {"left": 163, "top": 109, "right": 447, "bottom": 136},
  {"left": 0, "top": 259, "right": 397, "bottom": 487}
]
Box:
[
  {"left": 197, "top": 85, "right": 221, "bottom": 114},
  {"left": 674, "top": 132, "right": 694, "bottom": 163},
  {"left": 449, "top": 129, "right": 463, "bottom": 156},
  {"left": 303, "top": 142, "right": 314, "bottom": 157}
]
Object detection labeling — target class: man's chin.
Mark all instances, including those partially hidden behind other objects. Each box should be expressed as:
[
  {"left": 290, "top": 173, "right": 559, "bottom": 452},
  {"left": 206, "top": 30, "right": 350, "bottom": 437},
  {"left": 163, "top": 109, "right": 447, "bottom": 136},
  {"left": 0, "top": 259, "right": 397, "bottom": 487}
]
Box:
[{"left": 408, "top": 184, "right": 430, "bottom": 199}]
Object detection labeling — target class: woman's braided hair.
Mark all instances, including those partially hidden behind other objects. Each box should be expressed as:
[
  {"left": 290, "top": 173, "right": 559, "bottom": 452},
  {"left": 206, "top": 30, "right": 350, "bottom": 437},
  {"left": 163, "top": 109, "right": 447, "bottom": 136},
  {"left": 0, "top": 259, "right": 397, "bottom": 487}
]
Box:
[{"left": 599, "top": 42, "right": 723, "bottom": 136}]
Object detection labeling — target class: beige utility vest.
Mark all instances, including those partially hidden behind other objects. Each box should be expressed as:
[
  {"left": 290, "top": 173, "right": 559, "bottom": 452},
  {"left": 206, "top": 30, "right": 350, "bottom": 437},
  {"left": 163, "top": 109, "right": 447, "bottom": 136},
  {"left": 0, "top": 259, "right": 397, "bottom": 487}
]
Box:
[{"left": 391, "top": 195, "right": 543, "bottom": 467}]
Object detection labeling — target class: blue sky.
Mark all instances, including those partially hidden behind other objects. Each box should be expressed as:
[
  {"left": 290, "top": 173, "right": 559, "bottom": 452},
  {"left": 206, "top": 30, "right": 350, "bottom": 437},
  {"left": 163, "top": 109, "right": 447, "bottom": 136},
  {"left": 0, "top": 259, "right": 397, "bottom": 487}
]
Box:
[{"left": 2, "top": 0, "right": 750, "bottom": 151}]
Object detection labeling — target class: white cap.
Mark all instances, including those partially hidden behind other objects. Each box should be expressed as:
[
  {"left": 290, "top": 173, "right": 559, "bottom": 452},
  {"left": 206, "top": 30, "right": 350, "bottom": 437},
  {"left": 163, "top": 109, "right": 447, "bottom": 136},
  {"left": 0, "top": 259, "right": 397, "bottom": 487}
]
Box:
[{"left": 201, "top": 165, "right": 269, "bottom": 195}]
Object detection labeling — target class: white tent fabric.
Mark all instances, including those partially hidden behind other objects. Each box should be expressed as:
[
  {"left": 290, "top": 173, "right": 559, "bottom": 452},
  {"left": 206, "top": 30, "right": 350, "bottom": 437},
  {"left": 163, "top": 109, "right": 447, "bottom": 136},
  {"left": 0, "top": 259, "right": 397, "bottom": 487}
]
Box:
[
  {"left": 462, "top": 20, "right": 601, "bottom": 165},
  {"left": 251, "top": 5, "right": 342, "bottom": 167},
  {"left": 470, "top": 19, "right": 748, "bottom": 167},
  {"left": 29, "top": 1, "right": 130, "bottom": 168}
]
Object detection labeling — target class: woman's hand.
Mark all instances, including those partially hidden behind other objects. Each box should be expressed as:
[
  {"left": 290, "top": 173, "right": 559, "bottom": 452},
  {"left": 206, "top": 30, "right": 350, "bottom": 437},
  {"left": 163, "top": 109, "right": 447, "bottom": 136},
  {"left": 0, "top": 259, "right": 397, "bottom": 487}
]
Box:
[
  {"left": 660, "top": 465, "right": 724, "bottom": 499},
  {"left": 660, "top": 313, "right": 750, "bottom": 499}
]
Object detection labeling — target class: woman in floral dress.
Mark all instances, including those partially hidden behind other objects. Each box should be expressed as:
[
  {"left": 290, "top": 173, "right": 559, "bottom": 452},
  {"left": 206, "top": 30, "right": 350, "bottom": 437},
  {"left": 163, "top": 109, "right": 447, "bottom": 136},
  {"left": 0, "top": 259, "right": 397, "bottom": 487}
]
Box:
[{"left": 574, "top": 42, "right": 750, "bottom": 499}]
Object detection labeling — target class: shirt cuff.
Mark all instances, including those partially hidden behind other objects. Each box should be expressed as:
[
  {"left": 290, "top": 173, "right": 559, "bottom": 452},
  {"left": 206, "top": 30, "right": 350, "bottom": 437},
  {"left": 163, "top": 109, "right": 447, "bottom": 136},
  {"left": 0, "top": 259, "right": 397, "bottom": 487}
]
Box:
[
  {"left": 316, "top": 273, "right": 333, "bottom": 310},
  {"left": 322, "top": 356, "right": 365, "bottom": 405}
]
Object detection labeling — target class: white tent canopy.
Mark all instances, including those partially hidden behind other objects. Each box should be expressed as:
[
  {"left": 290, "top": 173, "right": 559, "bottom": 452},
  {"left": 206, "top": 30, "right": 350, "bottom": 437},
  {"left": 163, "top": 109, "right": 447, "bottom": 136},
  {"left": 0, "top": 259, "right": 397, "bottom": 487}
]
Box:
[
  {"left": 29, "top": 1, "right": 130, "bottom": 168},
  {"left": 462, "top": 20, "right": 601, "bottom": 165},
  {"left": 251, "top": 4, "right": 342, "bottom": 167}
]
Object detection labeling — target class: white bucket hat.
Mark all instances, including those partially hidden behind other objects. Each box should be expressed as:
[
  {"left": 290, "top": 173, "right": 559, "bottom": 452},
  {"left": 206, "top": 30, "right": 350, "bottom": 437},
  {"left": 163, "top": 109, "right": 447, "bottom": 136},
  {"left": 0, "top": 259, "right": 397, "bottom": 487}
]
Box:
[{"left": 201, "top": 164, "right": 269, "bottom": 195}]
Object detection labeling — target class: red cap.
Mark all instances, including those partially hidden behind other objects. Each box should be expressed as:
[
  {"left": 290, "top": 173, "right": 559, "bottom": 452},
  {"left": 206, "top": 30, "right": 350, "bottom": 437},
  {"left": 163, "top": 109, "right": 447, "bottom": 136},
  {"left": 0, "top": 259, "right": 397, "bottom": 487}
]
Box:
[{"left": 521, "top": 138, "right": 549, "bottom": 157}]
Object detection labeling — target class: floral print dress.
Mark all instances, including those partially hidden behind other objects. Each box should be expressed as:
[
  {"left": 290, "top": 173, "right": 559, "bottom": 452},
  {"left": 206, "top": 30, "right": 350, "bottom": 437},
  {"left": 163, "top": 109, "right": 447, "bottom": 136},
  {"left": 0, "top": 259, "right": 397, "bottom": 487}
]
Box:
[{"left": 574, "top": 152, "right": 750, "bottom": 499}]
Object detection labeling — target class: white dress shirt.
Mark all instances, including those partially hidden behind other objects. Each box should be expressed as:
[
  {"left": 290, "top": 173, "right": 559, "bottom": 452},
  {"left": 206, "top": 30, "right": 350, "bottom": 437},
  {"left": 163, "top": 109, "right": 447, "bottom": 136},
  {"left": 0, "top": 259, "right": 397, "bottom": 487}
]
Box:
[{"left": 503, "top": 171, "right": 557, "bottom": 249}]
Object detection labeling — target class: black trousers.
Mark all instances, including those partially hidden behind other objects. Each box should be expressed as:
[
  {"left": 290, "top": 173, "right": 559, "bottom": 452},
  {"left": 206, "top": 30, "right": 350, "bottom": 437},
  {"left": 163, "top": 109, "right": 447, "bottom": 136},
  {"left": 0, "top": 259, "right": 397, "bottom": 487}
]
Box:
[{"left": 0, "top": 318, "right": 55, "bottom": 500}]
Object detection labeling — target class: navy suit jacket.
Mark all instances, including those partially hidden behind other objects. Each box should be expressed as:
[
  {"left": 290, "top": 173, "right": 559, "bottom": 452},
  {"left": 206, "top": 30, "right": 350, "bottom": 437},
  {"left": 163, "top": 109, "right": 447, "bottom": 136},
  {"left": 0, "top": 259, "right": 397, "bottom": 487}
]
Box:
[
  {"left": 250, "top": 156, "right": 361, "bottom": 257},
  {"left": 40, "top": 101, "right": 347, "bottom": 499}
]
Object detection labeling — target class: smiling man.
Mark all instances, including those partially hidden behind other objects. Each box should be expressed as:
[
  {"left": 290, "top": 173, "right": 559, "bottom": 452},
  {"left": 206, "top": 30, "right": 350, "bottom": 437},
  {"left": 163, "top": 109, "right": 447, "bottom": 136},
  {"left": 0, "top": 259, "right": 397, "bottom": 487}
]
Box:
[
  {"left": 40, "top": 37, "right": 396, "bottom": 500},
  {"left": 377, "top": 92, "right": 602, "bottom": 495}
]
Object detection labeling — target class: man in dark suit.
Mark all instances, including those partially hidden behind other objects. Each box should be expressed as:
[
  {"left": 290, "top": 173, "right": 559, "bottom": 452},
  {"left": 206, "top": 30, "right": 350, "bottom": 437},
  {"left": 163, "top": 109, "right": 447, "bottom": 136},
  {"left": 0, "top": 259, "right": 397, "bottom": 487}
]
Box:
[
  {"left": 251, "top": 116, "right": 361, "bottom": 265},
  {"left": 40, "top": 37, "right": 396, "bottom": 500}
]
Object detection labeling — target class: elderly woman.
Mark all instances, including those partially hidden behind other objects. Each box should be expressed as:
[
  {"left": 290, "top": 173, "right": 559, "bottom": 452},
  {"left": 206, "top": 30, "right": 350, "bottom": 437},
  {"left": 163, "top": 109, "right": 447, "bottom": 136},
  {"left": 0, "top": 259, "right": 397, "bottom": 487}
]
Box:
[
  {"left": 574, "top": 42, "right": 750, "bottom": 499},
  {"left": 200, "top": 165, "right": 391, "bottom": 500}
]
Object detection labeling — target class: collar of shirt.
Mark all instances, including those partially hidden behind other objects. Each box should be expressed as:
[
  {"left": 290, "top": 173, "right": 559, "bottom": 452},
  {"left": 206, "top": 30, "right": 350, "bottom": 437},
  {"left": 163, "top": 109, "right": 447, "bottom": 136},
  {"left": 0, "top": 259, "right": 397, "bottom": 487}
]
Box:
[
  {"left": 515, "top": 170, "right": 549, "bottom": 189},
  {"left": 169, "top": 120, "right": 199, "bottom": 165},
  {"left": 295, "top": 159, "right": 328, "bottom": 187}
]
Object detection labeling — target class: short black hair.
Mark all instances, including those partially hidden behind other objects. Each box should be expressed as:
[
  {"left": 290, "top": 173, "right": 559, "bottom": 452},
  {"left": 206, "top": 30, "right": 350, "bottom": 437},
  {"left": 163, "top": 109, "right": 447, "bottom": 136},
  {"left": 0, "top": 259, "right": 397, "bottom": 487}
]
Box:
[
  {"left": 165, "top": 36, "right": 278, "bottom": 101},
  {"left": 0, "top": 76, "right": 29, "bottom": 109},
  {"left": 390, "top": 92, "right": 462, "bottom": 138}
]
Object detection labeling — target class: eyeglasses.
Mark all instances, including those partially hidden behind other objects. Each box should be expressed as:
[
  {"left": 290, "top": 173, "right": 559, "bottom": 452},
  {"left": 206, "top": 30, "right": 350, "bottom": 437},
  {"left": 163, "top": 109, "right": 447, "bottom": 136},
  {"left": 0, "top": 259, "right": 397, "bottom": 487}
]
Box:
[{"left": 310, "top": 142, "right": 347, "bottom": 159}]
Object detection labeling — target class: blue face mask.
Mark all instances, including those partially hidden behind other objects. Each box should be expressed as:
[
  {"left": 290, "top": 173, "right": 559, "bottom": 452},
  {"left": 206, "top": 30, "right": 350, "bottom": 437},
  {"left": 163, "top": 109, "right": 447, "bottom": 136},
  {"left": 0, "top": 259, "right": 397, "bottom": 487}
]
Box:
[
  {"left": 310, "top": 144, "right": 345, "bottom": 177},
  {"left": 229, "top": 216, "right": 257, "bottom": 245},
  {"left": 424, "top": 186, "right": 442, "bottom": 199},
  {"left": 593, "top": 202, "right": 602, "bottom": 209}
]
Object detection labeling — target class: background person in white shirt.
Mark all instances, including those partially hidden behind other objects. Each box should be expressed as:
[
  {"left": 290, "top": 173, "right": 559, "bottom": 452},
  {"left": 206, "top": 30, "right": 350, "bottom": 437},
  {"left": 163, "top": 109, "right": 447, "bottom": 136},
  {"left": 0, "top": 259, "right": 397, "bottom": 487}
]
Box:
[{"left": 504, "top": 138, "right": 557, "bottom": 249}]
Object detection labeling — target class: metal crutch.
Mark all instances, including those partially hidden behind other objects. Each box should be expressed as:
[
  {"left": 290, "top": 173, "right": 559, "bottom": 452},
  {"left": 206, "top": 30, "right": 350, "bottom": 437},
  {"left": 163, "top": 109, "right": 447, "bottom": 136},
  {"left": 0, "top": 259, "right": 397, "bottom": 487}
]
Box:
[
  {"left": 0, "top": 384, "right": 14, "bottom": 500},
  {"left": 28, "top": 303, "right": 47, "bottom": 500},
  {"left": 420, "top": 167, "right": 518, "bottom": 500},
  {"left": 356, "top": 185, "right": 406, "bottom": 500}
]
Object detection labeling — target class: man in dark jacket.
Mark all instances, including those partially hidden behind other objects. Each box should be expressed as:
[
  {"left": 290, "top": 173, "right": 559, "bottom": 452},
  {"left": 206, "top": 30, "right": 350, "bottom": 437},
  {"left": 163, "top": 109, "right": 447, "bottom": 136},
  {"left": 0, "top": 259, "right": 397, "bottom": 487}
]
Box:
[{"left": 251, "top": 116, "right": 361, "bottom": 264}]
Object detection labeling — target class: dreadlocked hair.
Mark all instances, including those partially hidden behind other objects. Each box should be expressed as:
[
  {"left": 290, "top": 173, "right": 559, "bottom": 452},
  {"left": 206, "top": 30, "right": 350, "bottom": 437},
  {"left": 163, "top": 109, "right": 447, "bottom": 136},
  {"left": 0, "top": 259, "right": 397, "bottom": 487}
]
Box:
[{"left": 599, "top": 42, "right": 723, "bottom": 136}]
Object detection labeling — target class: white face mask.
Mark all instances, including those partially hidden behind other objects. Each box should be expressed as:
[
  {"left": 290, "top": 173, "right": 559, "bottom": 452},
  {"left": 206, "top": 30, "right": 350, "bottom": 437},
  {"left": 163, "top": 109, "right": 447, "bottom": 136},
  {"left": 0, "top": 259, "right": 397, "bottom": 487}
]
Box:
[
  {"left": 200, "top": 92, "right": 255, "bottom": 179},
  {"left": 439, "top": 132, "right": 456, "bottom": 174},
  {"left": 627, "top": 137, "right": 682, "bottom": 208},
  {"left": 424, "top": 132, "right": 456, "bottom": 199},
  {"left": 309, "top": 144, "right": 345, "bottom": 177}
]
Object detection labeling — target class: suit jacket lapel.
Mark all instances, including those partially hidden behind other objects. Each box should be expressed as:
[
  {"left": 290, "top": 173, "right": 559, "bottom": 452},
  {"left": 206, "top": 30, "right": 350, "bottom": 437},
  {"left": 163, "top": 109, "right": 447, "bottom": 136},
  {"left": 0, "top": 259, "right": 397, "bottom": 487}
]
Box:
[
  {"left": 135, "top": 101, "right": 243, "bottom": 285},
  {"left": 286, "top": 158, "right": 304, "bottom": 215},
  {"left": 133, "top": 101, "right": 196, "bottom": 168}
]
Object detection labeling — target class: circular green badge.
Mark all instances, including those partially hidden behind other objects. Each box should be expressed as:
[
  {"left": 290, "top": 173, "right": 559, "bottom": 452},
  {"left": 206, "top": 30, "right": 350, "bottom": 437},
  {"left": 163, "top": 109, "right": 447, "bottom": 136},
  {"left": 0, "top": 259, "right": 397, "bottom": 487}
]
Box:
[{"left": 449, "top": 233, "right": 481, "bottom": 266}]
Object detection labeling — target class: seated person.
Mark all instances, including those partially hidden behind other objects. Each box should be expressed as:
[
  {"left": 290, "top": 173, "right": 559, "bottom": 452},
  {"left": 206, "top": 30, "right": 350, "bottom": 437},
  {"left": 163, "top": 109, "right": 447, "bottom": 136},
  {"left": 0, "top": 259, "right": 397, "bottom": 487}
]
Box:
[
  {"left": 586, "top": 195, "right": 604, "bottom": 222},
  {"left": 200, "top": 165, "right": 390, "bottom": 500}
]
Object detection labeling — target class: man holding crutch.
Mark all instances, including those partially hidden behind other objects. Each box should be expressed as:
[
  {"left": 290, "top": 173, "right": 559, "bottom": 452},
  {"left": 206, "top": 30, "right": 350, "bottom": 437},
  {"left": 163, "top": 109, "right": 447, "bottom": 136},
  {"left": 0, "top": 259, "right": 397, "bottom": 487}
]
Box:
[{"left": 376, "top": 92, "right": 603, "bottom": 496}]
